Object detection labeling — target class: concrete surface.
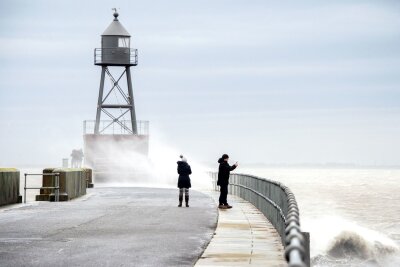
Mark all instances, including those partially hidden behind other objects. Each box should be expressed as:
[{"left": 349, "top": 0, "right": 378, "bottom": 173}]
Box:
[
  {"left": 0, "top": 168, "right": 22, "bottom": 206},
  {"left": 36, "top": 168, "right": 87, "bottom": 201},
  {"left": 196, "top": 193, "right": 286, "bottom": 267},
  {"left": 0, "top": 187, "right": 217, "bottom": 267}
]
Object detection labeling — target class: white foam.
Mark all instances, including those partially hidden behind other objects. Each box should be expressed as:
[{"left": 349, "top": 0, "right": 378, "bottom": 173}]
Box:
[
  {"left": 303, "top": 216, "right": 399, "bottom": 259},
  {"left": 87, "top": 133, "right": 213, "bottom": 190}
]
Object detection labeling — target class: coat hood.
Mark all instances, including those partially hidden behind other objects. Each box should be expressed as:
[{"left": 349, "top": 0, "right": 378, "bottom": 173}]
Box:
[
  {"left": 177, "top": 161, "right": 188, "bottom": 166},
  {"left": 218, "top": 158, "right": 224, "bottom": 163}
]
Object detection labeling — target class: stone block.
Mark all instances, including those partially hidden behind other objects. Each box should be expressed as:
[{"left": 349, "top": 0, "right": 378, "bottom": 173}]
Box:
[
  {"left": 0, "top": 168, "right": 22, "bottom": 206},
  {"left": 82, "top": 168, "right": 93, "bottom": 188},
  {"left": 36, "top": 168, "right": 90, "bottom": 201}
]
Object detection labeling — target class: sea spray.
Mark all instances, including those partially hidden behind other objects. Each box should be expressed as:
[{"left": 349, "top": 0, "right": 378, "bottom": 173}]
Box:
[
  {"left": 305, "top": 216, "right": 399, "bottom": 266},
  {"left": 327, "top": 230, "right": 398, "bottom": 259},
  {"left": 87, "top": 134, "right": 212, "bottom": 189}
]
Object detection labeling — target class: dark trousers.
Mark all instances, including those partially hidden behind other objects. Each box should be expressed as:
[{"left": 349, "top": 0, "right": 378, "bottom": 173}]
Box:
[{"left": 219, "top": 184, "right": 228, "bottom": 205}]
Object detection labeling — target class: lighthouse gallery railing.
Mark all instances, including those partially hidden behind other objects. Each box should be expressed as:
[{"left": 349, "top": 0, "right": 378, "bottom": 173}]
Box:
[
  {"left": 210, "top": 172, "right": 310, "bottom": 267},
  {"left": 94, "top": 48, "right": 138, "bottom": 66}
]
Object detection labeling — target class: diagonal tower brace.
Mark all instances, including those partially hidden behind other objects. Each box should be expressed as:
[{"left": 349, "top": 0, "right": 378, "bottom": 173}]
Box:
[{"left": 94, "top": 66, "right": 137, "bottom": 134}]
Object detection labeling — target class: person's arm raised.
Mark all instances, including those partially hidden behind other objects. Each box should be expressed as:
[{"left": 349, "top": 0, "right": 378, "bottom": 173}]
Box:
[{"left": 229, "top": 162, "right": 238, "bottom": 171}]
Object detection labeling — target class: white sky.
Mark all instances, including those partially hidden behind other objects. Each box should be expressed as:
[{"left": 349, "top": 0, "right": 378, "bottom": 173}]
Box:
[{"left": 1, "top": 0, "right": 400, "bottom": 166}]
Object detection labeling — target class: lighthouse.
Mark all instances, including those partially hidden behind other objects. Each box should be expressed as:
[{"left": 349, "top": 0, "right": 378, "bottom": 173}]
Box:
[
  {"left": 83, "top": 10, "right": 149, "bottom": 182},
  {"left": 94, "top": 9, "right": 138, "bottom": 134}
]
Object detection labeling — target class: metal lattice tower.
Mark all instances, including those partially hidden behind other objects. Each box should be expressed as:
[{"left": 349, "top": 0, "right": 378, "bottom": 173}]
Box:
[{"left": 94, "top": 10, "right": 138, "bottom": 134}]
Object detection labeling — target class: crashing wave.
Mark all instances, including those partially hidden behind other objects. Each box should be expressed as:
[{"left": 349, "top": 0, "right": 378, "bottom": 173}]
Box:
[
  {"left": 311, "top": 254, "right": 383, "bottom": 267},
  {"left": 311, "top": 230, "right": 399, "bottom": 266},
  {"left": 327, "top": 230, "right": 398, "bottom": 259}
]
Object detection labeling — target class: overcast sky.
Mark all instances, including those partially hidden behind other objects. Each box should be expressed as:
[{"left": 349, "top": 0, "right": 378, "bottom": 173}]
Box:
[{"left": 1, "top": 0, "right": 400, "bottom": 166}]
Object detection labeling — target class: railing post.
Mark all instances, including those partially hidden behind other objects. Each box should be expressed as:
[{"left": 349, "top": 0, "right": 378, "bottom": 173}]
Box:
[
  {"left": 55, "top": 173, "right": 59, "bottom": 202},
  {"left": 24, "top": 173, "right": 61, "bottom": 203},
  {"left": 302, "top": 232, "right": 310, "bottom": 267},
  {"left": 24, "top": 173, "right": 27, "bottom": 204}
]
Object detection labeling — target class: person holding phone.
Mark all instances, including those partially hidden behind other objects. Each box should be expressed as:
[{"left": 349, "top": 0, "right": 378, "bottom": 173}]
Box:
[{"left": 217, "top": 154, "right": 238, "bottom": 209}]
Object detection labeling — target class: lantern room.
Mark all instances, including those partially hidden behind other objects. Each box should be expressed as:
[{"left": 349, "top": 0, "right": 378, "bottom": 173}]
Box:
[{"left": 94, "top": 10, "right": 138, "bottom": 66}]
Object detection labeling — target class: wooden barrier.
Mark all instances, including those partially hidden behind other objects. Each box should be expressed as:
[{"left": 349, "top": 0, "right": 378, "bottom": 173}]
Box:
[
  {"left": 0, "top": 168, "right": 22, "bottom": 206},
  {"left": 83, "top": 168, "right": 94, "bottom": 188},
  {"left": 36, "top": 168, "right": 90, "bottom": 201}
]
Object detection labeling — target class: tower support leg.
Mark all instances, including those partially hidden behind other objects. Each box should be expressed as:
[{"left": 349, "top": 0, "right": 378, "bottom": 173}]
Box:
[
  {"left": 95, "top": 66, "right": 106, "bottom": 134},
  {"left": 126, "top": 67, "right": 137, "bottom": 134}
]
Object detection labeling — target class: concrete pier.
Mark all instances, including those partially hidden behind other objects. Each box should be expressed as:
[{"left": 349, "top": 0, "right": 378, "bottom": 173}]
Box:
[
  {"left": 0, "top": 188, "right": 217, "bottom": 266},
  {"left": 0, "top": 187, "right": 287, "bottom": 266}
]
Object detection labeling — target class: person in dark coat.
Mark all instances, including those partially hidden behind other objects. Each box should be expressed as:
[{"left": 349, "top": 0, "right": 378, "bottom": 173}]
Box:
[
  {"left": 217, "top": 154, "right": 238, "bottom": 209},
  {"left": 177, "top": 155, "right": 192, "bottom": 207}
]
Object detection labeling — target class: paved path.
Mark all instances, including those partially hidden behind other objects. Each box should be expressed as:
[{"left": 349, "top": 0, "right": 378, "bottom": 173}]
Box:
[
  {"left": 196, "top": 193, "right": 286, "bottom": 267},
  {"left": 0, "top": 187, "right": 217, "bottom": 267},
  {"left": 0, "top": 187, "right": 286, "bottom": 267}
]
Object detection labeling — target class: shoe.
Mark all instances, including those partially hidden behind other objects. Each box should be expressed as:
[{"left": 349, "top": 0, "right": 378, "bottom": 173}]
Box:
[
  {"left": 218, "top": 204, "right": 227, "bottom": 209},
  {"left": 185, "top": 196, "right": 189, "bottom": 207},
  {"left": 225, "top": 204, "right": 232, "bottom": 209},
  {"left": 178, "top": 197, "right": 183, "bottom": 207}
]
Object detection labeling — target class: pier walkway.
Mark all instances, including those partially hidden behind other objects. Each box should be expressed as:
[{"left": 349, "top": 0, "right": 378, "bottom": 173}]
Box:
[
  {"left": 0, "top": 187, "right": 286, "bottom": 266},
  {"left": 196, "top": 193, "right": 285, "bottom": 266}
]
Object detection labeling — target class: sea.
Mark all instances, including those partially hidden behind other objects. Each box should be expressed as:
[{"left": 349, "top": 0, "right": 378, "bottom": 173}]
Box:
[{"left": 240, "top": 167, "right": 400, "bottom": 267}]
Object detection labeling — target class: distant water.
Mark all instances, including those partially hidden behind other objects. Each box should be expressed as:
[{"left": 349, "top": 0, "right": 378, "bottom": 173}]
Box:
[{"left": 240, "top": 167, "right": 400, "bottom": 267}]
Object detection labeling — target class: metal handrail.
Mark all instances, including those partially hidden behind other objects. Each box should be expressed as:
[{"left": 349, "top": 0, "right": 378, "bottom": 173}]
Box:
[
  {"left": 24, "top": 173, "right": 60, "bottom": 203},
  {"left": 94, "top": 48, "right": 138, "bottom": 65},
  {"left": 83, "top": 120, "right": 149, "bottom": 135},
  {"left": 229, "top": 182, "right": 287, "bottom": 222},
  {"left": 210, "top": 172, "right": 309, "bottom": 267}
]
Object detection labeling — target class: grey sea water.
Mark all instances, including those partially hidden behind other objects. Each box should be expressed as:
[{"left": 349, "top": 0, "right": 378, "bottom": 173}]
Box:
[{"left": 241, "top": 167, "right": 400, "bottom": 267}]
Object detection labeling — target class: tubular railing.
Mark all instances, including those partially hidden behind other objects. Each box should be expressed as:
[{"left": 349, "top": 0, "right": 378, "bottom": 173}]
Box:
[
  {"left": 83, "top": 120, "right": 149, "bottom": 135},
  {"left": 94, "top": 48, "right": 138, "bottom": 65},
  {"left": 210, "top": 172, "right": 309, "bottom": 267},
  {"left": 24, "top": 173, "right": 60, "bottom": 203}
]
